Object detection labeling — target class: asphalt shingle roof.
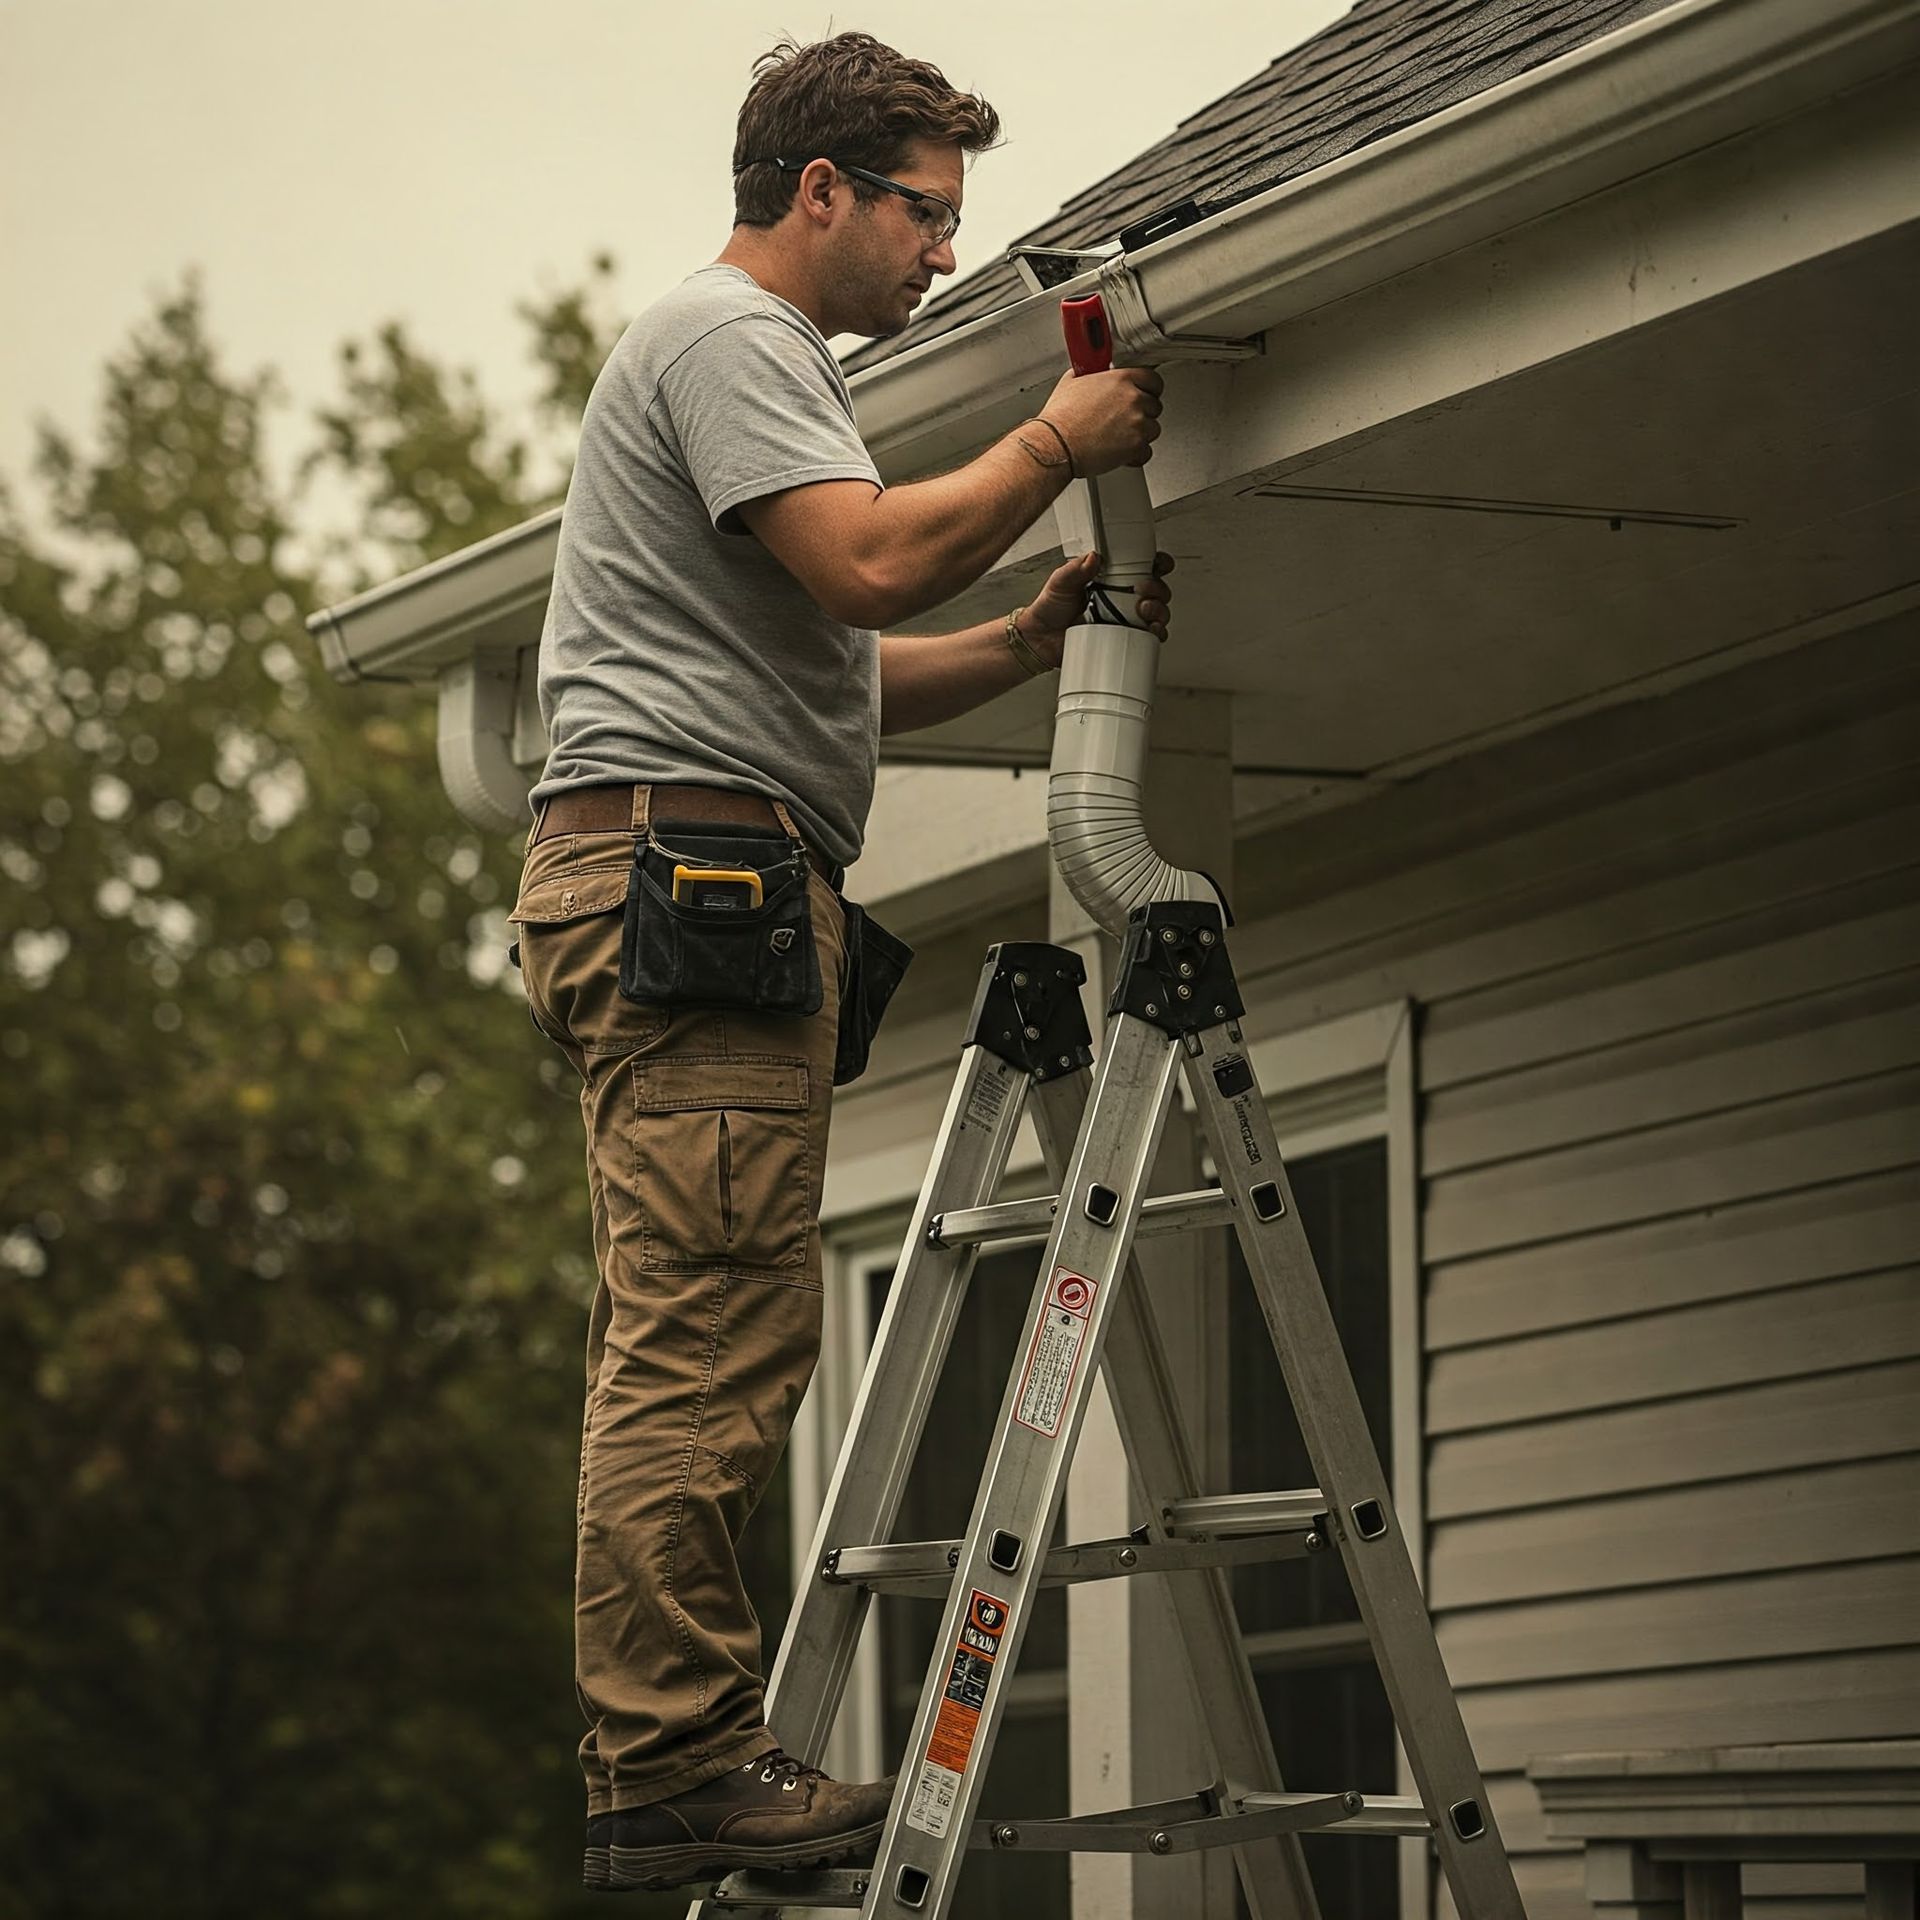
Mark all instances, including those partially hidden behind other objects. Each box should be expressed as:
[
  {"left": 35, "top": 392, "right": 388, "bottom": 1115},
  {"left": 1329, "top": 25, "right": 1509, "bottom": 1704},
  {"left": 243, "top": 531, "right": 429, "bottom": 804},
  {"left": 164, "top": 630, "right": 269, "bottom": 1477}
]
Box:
[{"left": 843, "top": 0, "right": 1679, "bottom": 372}]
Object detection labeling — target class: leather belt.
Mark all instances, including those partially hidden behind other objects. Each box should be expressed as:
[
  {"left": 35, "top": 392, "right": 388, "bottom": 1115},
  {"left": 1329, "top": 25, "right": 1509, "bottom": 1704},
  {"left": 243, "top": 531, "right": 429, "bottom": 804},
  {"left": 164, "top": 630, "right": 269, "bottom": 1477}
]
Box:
[{"left": 534, "top": 783, "right": 844, "bottom": 889}]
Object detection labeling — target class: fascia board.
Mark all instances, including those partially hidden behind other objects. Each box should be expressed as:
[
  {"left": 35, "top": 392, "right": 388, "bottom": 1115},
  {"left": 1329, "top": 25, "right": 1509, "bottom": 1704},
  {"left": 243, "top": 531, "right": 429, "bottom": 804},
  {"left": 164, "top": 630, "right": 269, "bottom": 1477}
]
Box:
[{"left": 305, "top": 0, "right": 1920, "bottom": 686}]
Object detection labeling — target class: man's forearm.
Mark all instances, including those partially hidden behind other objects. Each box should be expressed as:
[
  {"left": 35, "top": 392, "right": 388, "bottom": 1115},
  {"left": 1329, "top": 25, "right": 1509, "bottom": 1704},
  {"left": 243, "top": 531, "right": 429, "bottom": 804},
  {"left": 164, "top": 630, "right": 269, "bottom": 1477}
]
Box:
[
  {"left": 863, "top": 425, "right": 1073, "bottom": 626},
  {"left": 739, "top": 368, "right": 1159, "bottom": 629},
  {"left": 878, "top": 616, "right": 1046, "bottom": 736}
]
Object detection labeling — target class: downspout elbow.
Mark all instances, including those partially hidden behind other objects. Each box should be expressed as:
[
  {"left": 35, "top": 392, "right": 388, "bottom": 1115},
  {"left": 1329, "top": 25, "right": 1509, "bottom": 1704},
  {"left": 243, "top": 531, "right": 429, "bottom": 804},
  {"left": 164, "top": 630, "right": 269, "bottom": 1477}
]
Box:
[{"left": 1046, "top": 464, "right": 1225, "bottom": 938}]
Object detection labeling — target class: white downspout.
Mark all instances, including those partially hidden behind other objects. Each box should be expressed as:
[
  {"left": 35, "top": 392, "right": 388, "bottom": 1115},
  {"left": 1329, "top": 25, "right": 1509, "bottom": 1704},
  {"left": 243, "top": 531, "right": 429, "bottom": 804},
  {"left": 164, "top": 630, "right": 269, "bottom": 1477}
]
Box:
[{"left": 1046, "top": 302, "right": 1230, "bottom": 938}]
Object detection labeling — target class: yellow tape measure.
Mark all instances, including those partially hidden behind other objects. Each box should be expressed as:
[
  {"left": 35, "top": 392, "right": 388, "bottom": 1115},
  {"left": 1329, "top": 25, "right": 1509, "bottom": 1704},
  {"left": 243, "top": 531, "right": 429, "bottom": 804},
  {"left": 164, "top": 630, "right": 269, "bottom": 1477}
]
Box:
[{"left": 672, "top": 864, "right": 763, "bottom": 909}]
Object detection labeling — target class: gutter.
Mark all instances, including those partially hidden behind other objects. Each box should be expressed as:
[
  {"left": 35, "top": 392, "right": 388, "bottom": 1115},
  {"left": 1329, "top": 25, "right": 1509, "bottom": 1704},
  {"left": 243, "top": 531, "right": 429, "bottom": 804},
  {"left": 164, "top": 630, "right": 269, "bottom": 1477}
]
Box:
[{"left": 305, "top": 505, "right": 560, "bottom": 686}]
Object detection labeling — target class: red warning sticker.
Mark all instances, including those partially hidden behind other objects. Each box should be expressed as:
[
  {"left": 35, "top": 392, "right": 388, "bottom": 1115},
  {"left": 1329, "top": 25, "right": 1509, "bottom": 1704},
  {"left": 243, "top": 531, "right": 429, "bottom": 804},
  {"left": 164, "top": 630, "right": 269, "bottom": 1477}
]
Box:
[
  {"left": 905, "top": 1589, "right": 1010, "bottom": 1838},
  {"left": 1012, "top": 1266, "right": 1099, "bottom": 1437}
]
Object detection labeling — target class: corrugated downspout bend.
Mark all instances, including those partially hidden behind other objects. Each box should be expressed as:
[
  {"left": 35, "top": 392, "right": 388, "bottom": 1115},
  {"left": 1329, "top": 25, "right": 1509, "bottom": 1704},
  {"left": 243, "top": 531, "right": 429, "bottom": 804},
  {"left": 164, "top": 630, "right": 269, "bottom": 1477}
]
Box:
[{"left": 1048, "top": 465, "right": 1227, "bottom": 937}]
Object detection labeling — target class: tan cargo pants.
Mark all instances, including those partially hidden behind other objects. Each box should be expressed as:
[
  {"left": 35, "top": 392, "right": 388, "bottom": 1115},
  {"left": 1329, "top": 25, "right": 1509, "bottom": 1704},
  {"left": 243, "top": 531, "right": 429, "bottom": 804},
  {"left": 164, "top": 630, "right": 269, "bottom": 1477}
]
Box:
[{"left": 510, "top": 799, "right": 846, "bottom": 1814}]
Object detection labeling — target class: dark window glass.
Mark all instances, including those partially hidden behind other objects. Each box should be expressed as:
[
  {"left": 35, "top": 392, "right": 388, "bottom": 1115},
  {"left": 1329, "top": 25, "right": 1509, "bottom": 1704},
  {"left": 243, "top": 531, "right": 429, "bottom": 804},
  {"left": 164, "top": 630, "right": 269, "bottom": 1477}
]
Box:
[
  {"left": 1251, "top": 1661, "right": 1401, "bottom": 1920},
  {"left": 1230, "top": 1137, "right": 1398, "bottom": 1920},
  {"left": 868, "top": 1248, "right": 1070, "bottom": 1918}
]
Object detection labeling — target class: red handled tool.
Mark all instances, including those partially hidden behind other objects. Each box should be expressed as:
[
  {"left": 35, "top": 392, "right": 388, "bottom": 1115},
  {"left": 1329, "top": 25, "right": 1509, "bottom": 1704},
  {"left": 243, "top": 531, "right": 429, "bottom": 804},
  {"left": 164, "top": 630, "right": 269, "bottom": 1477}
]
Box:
[
  {"left": 1055, "top": 290, "right": 1158, "bottom": 618},
  {"left": 1060, "top": 293, "right": 1114, "bottom": 375}
]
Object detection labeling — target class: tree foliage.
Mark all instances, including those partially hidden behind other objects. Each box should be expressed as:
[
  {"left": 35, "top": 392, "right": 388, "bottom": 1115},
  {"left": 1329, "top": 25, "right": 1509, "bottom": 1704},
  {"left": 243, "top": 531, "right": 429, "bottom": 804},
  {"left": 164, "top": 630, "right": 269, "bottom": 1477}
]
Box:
[{"left": 0, "top": 257, "right": 715, "bottom": 1916}]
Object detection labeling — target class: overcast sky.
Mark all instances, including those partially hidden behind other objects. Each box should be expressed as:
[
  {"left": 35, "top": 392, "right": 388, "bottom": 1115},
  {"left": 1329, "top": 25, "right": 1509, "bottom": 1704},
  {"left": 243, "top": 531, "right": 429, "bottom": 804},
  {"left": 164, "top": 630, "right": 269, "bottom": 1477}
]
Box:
[{"left": 2, "top": 0, "right": 1348, "bottom": 548}]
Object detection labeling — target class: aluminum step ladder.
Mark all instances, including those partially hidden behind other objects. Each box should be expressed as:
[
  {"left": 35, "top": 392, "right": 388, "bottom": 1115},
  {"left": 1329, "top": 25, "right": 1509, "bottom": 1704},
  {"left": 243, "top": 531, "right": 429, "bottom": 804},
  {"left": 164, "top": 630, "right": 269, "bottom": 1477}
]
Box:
[{"left": 687, "top": 913, "right": 1524, "bottom": 1919}]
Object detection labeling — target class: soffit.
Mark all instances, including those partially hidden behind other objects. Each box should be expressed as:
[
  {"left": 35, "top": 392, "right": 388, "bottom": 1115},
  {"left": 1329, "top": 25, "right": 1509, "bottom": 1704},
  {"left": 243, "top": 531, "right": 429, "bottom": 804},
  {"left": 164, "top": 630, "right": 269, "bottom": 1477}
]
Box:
[{"left": 887, "top": 225, "right": 1919, "bottom": 812}]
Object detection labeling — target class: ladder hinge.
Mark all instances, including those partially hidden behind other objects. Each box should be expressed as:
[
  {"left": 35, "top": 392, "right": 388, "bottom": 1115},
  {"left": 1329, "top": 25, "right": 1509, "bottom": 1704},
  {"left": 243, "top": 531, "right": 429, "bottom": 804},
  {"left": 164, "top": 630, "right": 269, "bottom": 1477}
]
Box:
[
  {"left": 963, "top": 942, "right": 1094, "bottom": 1081},
  {"left": 1110, "top": 900, "right": 1244, "bottom": 1038}
]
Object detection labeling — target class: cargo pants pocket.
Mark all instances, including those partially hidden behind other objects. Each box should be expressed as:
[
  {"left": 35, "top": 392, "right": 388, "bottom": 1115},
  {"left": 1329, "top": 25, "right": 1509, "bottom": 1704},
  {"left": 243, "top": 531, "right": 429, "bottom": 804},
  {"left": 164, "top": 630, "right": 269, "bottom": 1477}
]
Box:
[
  {"left": 510, "top": 841, "right": 668, "bottom": 1057},
  {"left": 631, "top": 1057, "right": 811, "bottom": 1276}
]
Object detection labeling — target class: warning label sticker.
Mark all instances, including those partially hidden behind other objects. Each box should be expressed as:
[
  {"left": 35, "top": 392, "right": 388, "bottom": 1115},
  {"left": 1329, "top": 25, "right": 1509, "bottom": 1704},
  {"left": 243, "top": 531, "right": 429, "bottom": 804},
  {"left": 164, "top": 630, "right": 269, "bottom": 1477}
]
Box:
[
  {"left": 1012, "top": 1267, "right": 1099, "bottom": 1437},
  {"left": 904, "top": 1588, "right": 1010, "bottom": 1839},
  {"left": 963, "top": 1070, "right": 1010, "bottom": 1133}
]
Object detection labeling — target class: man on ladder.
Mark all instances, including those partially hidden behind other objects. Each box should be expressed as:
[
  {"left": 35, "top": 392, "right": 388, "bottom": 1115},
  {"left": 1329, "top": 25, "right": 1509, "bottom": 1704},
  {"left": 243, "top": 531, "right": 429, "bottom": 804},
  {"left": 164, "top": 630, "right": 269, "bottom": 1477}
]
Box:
[{"left": 508, "top": 29, "right": 1169, "bottom": 1899}]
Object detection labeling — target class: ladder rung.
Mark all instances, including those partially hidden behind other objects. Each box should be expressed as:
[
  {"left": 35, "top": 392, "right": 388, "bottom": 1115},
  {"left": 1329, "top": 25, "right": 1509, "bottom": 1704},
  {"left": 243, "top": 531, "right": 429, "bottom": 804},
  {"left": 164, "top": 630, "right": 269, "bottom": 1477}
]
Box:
[
  {"left": 1165, "top": 1489, "right": 1328, "bottom": 1538},
  {"left": 824, "top": 1522, "right": 1323, "bottom": 1596},
  {"left": 1243, "top": 1791, "right": 1435, "bottom": 1837},
  {"left": 928, "top": 1183, "right": 1236, "bottom": 1251},
  {"left": 702, "top": 1793, "right": 1436, "bottom": 1891},
  {"left": 703, "top": 1866, "right": 871, "bottom": 1908},
  {"left": 970, "top": 1788, "right": 1426, "bottom": 1855}
]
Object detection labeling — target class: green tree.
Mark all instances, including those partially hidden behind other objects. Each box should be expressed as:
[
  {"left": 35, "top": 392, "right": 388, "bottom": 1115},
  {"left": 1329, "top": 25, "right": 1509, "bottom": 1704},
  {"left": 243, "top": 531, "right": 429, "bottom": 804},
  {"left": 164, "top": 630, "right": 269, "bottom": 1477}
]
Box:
[{"left": 0, "top": 259, "right": 720, "bottom": 1917}]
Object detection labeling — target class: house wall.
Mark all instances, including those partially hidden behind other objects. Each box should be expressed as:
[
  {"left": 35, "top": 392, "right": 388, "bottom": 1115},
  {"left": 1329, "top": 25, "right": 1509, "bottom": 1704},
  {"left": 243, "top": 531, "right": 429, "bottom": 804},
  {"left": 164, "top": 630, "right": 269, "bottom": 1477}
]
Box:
[
  {"left": 1238, "top": 608, "right": 1918, "bottom": 1920},
  {"left": 823, "top": 606, "right": 1919, "bottom": 1919}
]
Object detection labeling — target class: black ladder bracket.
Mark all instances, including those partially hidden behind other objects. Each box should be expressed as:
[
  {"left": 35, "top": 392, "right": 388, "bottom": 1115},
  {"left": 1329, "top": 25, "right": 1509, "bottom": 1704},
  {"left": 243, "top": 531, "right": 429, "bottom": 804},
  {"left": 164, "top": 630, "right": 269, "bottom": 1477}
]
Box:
[
  {"left": 1110, "top": 900, "right": 1244, "bottom": 1038},
  {"left": 961, "top": 942, "right": 1093, "bottom": 1081}
]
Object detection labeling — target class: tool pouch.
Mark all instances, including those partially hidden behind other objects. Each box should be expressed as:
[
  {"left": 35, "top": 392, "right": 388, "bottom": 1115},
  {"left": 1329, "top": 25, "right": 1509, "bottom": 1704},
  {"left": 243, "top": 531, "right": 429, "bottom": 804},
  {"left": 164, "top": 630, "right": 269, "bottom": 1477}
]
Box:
[
  {"left": 619, "top": 819, "right": 822, "bottom": 1017},
  {"left": 833, "top": 899, "right": 914, "bottom": 1087}
]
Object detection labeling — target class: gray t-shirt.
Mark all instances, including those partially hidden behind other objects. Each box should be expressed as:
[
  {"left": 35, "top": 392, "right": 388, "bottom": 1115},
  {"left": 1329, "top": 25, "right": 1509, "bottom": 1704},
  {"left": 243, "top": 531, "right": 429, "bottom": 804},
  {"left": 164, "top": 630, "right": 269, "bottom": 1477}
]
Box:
[{"left": 530, "top": 264, "right": 883, "bottom": 868}]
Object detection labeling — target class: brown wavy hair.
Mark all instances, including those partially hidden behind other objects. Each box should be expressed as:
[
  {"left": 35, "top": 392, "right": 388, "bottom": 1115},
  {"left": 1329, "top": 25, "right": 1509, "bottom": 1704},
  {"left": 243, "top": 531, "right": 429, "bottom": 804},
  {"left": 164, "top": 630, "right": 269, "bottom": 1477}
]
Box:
[{"left": 732, "top": 33, "right": 1001, "bottom": 227}]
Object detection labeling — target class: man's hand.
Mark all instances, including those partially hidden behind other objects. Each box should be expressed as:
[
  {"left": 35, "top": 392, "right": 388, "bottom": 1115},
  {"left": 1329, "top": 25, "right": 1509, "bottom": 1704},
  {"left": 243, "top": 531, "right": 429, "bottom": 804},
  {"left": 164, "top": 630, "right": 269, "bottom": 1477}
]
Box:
[
  {"left": 1018, "top": 550, "right": 1177, "bottom": 668},
  {"left": 1035, "top": 366, "right": 1164, "bottom": 476}
]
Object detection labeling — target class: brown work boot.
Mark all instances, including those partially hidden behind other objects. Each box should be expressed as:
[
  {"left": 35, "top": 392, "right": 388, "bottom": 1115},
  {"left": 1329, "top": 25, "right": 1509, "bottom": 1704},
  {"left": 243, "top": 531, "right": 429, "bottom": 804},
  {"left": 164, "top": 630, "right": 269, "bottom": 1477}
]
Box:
[{"left": 606, "top": 1748, "right": 895, "bottom": 1890}]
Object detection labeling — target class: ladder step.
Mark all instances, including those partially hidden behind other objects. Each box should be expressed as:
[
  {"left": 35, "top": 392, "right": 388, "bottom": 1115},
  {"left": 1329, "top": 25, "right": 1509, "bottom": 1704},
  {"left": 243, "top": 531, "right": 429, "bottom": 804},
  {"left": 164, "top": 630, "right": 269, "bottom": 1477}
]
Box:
[
  {"left": 1164, "top": 1489, "right": 1328, "bottom": 1538},
  {"left": 697, "top": 1791, "right": 1437, "bottom": 1901},
  {"left": 703, "top": 1866, "right": 871, "bottom": 1908},
  {"left": 823, "top": 1492, "right": 1329, "bottom": 1596},
  {"left": 1243, "top": 1791, "right": 1434, "bottom": 1836},
  {"left": 928, "top": 1183, "right": 1235, "bottom": 1251},
  {"left": 971, "top": 1789, "right": 1434, "bottom": 1855}
]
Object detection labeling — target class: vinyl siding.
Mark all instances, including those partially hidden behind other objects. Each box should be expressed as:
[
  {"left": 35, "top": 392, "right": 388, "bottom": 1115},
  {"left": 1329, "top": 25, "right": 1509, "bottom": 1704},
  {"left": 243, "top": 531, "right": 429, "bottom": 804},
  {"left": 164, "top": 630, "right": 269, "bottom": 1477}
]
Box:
[{"left": 1222, "top": 614, "right": 1918, "bottom": 1920}]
